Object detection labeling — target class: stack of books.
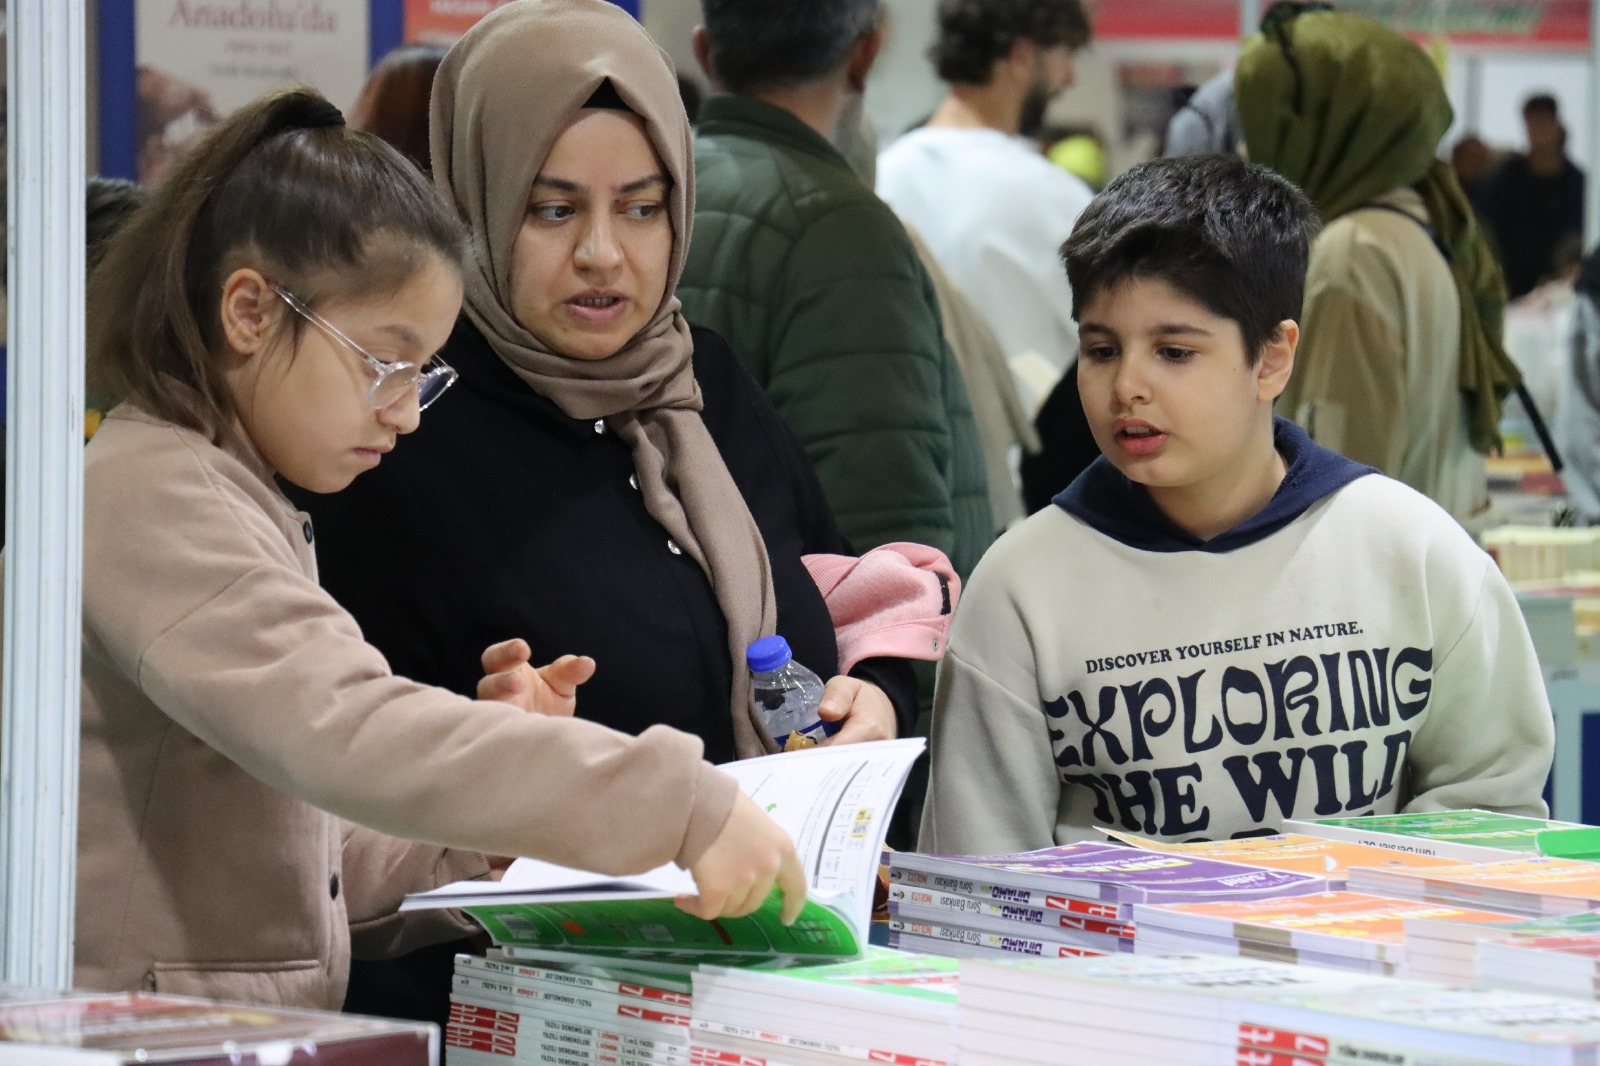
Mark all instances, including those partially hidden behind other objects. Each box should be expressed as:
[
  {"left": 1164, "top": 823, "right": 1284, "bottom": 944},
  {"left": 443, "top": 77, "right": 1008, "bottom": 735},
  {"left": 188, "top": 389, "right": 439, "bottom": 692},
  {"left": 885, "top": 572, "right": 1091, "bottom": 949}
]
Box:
[
  {"left": 689, "top": 948, "right": 957, "bottom": 1066},
  {"left": 1348, "top": 855, "right": 1600, "bottom": 917},
  {"left": 1129, "top": 890, "right": 1524, "bottom": 980},
  {"left": 1407, "top": 910, "right": 1600, "bottom": 987},
  {"left": 1476, "top": 931, "right": 1600, "bottom": 1001},
  {"left": 1481, "top": 526, "right": 1600, "bottom": 582},
  {"left": 447, "top": 948, "right": 695, "bottom": 1066},
  {"left": 883, "top": 841, "right": 1328, "bottom": 962},
  {"left": 0, "top": 988, "right": 434, "bottom": 1064},
  {"left": 1286, "top": 809, "right": 1587, "bottom": 862},
  {"left": 401, "top": 742, "right": 926, "bottom": 1066},
  {"left": 957, "top": 951, "right": 1600, "bottom": 1066},
  {"left": 1104, "top": 829, "right": 1472, "bottom": 888}
]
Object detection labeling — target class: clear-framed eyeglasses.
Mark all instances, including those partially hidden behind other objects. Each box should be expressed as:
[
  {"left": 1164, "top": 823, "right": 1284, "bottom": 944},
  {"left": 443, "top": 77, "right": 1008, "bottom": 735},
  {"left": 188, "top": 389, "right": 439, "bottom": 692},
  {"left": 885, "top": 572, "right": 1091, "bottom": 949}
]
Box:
[{"left": 269, "top": 283, "right": 458, "bottom": 411}]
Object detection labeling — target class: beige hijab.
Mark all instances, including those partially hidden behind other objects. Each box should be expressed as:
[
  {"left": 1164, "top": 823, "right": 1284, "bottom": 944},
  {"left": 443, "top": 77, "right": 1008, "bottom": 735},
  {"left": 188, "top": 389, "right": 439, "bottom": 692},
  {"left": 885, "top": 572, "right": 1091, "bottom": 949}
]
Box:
[{"left": 432, "top": 0, "right": 778, "bottom": 758}]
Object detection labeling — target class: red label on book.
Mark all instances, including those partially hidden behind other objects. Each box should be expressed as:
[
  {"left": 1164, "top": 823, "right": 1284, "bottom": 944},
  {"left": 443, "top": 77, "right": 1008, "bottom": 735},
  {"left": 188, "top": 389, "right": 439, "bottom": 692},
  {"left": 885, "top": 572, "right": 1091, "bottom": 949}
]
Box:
[
  {"left": 617, "top": 1003, "right": 691, "bottom": 1026},
  {"left": 1044, "top": 895, "right": 1122, "bottom": 919},
  {"left": 618, "top": 982, "right": 693, "bottom": 1005},
  {"left": 446, "top": 1024, "right": 515, "bottom": 1055},
  {"left": 1237, "top": 1023, "right": 1330, "bottom": 1056},
  {"left": 1235, "top": 1053, "right": 1326, "bottom": 1066}
]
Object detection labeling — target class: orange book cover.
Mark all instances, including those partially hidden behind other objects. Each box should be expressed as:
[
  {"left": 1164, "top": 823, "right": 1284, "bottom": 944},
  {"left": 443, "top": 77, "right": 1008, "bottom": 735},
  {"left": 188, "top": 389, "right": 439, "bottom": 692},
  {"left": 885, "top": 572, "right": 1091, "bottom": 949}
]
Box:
[
  {"left": 1133, "top": 891, "right": 1521, "bottom": 960},
  {"left": 1366, "top": 856, "right": 1600, "bottom": 903},
  {"left": 1106, "top": 830, "right": 1467, "bottom": 883}
]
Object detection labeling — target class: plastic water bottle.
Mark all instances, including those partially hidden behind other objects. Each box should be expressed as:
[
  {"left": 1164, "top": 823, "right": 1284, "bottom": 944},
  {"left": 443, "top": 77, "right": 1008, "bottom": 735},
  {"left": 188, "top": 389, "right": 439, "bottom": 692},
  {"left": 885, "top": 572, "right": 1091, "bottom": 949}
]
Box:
[{"left": 747, "top": 635, "right": 836, "bottom": 751}]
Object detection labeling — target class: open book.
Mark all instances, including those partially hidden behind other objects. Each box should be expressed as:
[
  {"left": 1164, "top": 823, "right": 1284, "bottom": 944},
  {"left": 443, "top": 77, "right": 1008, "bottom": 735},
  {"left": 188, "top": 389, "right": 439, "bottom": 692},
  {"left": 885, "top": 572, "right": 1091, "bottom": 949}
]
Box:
[{"left": 402, "top": 738, "right": 923, "bottom": 965}]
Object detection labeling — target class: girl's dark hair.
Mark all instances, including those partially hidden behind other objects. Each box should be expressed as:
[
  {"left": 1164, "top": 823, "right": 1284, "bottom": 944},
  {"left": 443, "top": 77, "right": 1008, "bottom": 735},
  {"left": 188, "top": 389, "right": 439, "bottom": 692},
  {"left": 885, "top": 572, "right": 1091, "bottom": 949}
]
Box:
[
  {"left": 350, "top": 44, "right": 448, "bottom": 174},
  {"left": 88, "top": 87, "right": 468, "bottom": 438}
]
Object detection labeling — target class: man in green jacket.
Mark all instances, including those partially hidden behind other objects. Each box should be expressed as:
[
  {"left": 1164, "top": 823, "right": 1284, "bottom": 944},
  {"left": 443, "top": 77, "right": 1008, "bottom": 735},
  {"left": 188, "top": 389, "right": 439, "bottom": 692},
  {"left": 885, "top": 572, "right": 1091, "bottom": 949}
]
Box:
[{"left": 679, "top": 0, "right": 992, "bottom": 582}]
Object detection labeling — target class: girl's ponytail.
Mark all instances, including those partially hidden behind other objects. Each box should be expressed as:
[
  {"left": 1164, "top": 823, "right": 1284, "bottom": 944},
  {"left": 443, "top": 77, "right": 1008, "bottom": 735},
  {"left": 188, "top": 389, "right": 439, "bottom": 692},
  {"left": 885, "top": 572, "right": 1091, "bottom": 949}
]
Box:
[{"left": 89, "top": 87, "right": 465, "bottom": 439}]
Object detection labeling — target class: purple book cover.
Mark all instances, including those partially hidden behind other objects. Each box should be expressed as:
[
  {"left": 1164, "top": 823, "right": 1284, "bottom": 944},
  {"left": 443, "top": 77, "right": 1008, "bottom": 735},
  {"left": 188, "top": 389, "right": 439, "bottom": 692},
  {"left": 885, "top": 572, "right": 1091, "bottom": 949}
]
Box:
[{"left": 892, "top": 841, "right": 1328, "bottom": 904}]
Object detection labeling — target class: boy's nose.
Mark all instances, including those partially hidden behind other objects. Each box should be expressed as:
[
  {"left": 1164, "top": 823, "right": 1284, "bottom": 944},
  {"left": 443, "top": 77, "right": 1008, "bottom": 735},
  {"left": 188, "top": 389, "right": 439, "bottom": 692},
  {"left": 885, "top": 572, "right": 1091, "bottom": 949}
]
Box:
[{"left": 1111, "top": 357, "right": 1152, "bottom": 405}]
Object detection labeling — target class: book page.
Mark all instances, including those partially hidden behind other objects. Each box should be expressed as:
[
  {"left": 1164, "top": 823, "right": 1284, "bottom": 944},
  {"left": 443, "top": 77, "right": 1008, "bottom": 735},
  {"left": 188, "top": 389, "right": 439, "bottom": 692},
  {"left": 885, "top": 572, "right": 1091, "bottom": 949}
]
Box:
[
  {"left": 403, "top": 739, "right": 923, "bottom": 941},
  {"left": 719, "top": 739, "right": 922, "bottom": 932}
]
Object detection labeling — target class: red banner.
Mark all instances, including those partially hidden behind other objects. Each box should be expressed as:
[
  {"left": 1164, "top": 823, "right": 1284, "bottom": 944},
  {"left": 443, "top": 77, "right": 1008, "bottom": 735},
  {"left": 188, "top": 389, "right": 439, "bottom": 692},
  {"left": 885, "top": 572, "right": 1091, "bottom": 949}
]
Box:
[
  {"left": 403, "top": 0, "right": 519, "bottom": 44},
  {"left": 1092, "top": 0, "right": 1590, "bottom": 47}
]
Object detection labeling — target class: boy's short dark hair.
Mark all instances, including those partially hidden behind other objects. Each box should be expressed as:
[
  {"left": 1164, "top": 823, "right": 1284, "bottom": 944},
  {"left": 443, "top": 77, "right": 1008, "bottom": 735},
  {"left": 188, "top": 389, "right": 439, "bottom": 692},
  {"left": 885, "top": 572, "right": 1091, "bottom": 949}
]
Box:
[
  {"left": 1061, "top": 155, "right": 1321, "bottom": 362},
  {"left": 931, "top": 0, "right": 1091, "bottom": 85},
  {"left": 699, "top": 0, "right": 880, "bottom": 94}
]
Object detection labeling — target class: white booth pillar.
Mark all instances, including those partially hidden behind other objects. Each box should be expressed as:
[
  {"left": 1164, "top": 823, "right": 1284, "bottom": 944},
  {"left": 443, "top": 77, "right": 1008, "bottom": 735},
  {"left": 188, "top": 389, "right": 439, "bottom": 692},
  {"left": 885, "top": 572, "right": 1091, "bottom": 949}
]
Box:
[{"left": 1, "top": 0, "right": 86, "bottom": 988}]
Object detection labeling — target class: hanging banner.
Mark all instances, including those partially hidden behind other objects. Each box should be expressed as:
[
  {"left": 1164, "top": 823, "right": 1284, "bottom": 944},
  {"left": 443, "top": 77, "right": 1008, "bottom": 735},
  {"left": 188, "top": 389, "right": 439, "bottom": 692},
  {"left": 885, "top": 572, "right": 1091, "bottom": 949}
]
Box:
[
  {"left": 133, "top": 1, "right": 370, "bottom": 184},
  {"left": 403, "top": 0, "right": 637, "bottom": 44},
  {"left": 402, "top": 0, "right": 518, "bottom": 43},
  {"left": 1092, "top": 0, "right": 1589, "bottom": 48}
]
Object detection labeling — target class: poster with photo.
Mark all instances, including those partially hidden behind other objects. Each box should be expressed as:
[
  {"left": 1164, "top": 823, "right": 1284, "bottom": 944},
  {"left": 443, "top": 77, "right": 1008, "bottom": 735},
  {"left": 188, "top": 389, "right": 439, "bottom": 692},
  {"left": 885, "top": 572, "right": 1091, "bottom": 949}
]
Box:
[{"left": 134, "top": 1, "right": 370, "bottom": 184}]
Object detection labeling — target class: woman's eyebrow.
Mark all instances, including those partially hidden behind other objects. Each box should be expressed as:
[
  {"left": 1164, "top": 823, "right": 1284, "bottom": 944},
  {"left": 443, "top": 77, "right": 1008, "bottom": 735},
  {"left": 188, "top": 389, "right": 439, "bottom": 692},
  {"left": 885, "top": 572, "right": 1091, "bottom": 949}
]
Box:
[
  {"left": 532, "top": 174, "right": 668, "bottom": 195},
  {"left": 618, "top": 174, "right": 668, "bottom": 194}
]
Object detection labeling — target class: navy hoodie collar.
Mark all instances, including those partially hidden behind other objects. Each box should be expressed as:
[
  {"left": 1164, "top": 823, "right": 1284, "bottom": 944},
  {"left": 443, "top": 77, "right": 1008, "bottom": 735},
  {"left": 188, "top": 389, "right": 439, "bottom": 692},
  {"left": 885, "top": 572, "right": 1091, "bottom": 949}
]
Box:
[{"left": 1054, "top": 417, "right": 1376, "bottom": 553}]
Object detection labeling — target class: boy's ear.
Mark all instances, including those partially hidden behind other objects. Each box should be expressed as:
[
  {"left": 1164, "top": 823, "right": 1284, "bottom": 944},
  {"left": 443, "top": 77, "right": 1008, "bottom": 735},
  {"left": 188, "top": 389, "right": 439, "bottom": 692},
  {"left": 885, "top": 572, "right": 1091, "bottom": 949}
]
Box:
[
  {"left": 1255, "top": 319, "right": 1298, "bottom": 403},
  {"left": 219, "top": 267, "right": 282, "bottom": 359}
]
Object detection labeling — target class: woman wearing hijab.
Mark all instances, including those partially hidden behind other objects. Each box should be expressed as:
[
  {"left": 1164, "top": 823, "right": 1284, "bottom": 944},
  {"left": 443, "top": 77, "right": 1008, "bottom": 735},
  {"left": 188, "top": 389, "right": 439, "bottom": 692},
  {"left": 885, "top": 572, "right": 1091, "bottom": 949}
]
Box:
[
  {"left": 292, "top": 0, "right": 916, "bottom": 1021},
  {"left": 1235, "top": 6, "right": 1521, "bottom": 526},
  {"left": 300, "top": 0, "right": 914, "bottom": 762}
]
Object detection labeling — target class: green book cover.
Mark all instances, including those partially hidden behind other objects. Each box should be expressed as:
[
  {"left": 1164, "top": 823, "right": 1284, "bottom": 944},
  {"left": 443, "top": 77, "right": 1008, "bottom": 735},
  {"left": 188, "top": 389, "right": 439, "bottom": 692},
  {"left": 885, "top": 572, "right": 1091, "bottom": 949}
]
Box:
[
  {"left": 1285, "top": 809, "right": 1589, "bottom": 860},
  {"left": 467, "top": 891, "right": 860, "bottom": 959},
  {"left": 405, "top": 740, "right": 924, "bottom": 962},
  {"left": 744, "top": 946, "right": 958, "bottom": 1005}
]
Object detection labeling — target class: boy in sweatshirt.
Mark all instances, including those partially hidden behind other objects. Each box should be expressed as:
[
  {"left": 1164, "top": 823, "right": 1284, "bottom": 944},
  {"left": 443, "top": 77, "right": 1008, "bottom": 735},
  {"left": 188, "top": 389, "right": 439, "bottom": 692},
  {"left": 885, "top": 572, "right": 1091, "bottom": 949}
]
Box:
[{"left": 920, "top": 155, "right": 1554, "bottom": 853}]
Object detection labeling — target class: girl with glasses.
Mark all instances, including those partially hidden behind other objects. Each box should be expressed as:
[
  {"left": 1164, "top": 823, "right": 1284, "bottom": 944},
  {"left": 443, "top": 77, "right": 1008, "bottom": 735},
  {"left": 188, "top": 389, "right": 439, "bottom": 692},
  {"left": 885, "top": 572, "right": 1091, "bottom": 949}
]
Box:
[{"left": 59, "top": 86, "right": 803, "bottom": 1010}]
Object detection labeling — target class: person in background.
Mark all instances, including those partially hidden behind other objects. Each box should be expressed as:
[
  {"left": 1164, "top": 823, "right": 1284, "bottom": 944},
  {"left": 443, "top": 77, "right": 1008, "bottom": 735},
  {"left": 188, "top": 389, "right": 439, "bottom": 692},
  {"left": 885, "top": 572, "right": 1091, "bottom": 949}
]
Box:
[
  {"left": 677, "top": 73, "right": 704, "bottom": 124},
  {"left": 1450, "top": 134, "right": 1495, "bottom": 202},
  {"left": 1236, "top": 5, "right": 1519, "bottom": 527},
  {"left": 1162, "top": 67, "right": 1240, "bottom": 157},
  {"left": 877, "top": 0, "right": 1093, "bottom": 414},
  {"left": 54, "top": 85, "right": 803, "bottom": 1010},
  {"left": 677, "top": 0, "right": 990, "bottom": 577},
  {"left": 921, "top": 154, "right": 1553, "bottom": 854},
  {"left": 1559, "top": 248, "right": 1600, "bottom": 525},
  {"left": 1475, "top": 94, "right": 1585, "bottom": 300},
  {"left": 292, "top": 0, "right": 917, "bottom": 1020},
  {"left": 349, "top": 44, "right": 448, "bottom": 175},
  {"left": 833, "top": 93, "right": 1036, "bottom": 534}
]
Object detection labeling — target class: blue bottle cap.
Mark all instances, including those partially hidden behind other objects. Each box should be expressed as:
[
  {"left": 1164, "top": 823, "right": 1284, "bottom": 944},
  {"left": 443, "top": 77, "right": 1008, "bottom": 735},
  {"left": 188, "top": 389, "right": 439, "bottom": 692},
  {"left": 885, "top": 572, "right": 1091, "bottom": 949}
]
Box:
[{"left": 746, "top": 635, "right": 793, "bottom": 673}]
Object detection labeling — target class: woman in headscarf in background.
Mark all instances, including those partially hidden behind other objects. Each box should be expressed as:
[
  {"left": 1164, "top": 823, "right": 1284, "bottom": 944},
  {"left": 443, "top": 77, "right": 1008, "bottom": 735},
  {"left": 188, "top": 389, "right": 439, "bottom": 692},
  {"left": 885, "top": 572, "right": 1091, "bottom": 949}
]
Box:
[{"left": 1235, "top": 5, "right": 1520, "bottom": 527}]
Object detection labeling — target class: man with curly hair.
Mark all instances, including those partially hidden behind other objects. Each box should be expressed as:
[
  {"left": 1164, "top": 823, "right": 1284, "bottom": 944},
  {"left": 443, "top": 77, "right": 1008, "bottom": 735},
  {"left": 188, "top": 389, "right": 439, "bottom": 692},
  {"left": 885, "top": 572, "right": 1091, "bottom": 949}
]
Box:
[{"left": 877, "top": 0, "right": 1094, "bottom": 417}]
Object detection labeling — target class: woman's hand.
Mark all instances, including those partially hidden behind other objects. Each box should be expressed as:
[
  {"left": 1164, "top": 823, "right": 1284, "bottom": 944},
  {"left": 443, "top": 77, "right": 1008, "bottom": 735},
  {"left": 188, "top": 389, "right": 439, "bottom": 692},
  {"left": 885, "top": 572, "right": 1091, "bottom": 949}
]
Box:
[
  {"left": 816, "top": 676, "right": 897, "bottom": 745},
  {"left": 676, "top": 793, "right": 807, "bottom": 924},
  {"left": 477, "top": 638, "right": 595, "bottom": 717}
]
